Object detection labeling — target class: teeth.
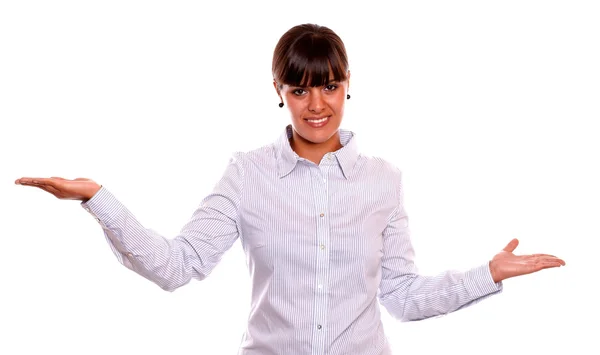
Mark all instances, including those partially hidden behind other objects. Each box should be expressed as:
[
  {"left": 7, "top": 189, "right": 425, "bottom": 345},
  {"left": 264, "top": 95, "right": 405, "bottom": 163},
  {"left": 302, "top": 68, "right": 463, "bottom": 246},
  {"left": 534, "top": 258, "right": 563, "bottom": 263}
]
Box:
[{"left": 307, "top": 117, "right": 328, "bottom": 123}]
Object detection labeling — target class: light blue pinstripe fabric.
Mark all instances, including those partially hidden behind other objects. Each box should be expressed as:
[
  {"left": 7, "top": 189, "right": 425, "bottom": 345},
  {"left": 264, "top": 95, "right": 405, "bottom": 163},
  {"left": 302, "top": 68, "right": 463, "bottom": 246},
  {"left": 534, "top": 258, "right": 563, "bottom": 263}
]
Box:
[{"left": 81, "top": 124, "right": 502, "bottom": 355}]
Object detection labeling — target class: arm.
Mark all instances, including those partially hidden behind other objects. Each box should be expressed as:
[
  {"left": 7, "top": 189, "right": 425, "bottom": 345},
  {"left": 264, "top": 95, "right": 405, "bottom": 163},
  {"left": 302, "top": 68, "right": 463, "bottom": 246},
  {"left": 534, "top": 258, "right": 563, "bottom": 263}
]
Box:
[
  {"left": 377, "top": 174, "right": 502, "bottom": 322},
  {"left": 81, "top": 153, "right": 245, "bottom": 292}
]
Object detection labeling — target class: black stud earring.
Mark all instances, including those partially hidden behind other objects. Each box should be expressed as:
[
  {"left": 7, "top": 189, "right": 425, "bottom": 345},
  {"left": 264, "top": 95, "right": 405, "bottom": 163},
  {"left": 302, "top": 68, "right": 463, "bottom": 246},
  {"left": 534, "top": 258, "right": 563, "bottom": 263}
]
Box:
[
  {"left": 279, "top": 102, "right": 284, "bottom": 108},
  {"left": 347, "top": 94, "right": 351, "bottom": 100}
]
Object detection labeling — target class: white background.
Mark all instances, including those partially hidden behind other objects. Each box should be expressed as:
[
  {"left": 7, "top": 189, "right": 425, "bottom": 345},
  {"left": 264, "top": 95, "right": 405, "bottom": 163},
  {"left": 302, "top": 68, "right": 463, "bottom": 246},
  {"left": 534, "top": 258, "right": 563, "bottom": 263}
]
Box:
[{"left": 1, "top": 1, "right": 598, "bottom": 354}]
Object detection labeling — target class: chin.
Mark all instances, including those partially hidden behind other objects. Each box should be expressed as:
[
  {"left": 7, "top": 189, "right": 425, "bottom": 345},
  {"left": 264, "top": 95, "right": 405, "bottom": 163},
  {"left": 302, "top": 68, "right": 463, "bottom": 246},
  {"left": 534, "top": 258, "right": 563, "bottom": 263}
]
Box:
[
  {"left": 300, "top": 128, "right": 339, "bottom": 144},
  {"left": 291, "top": 116, "right": 341, "bottom": 143}
]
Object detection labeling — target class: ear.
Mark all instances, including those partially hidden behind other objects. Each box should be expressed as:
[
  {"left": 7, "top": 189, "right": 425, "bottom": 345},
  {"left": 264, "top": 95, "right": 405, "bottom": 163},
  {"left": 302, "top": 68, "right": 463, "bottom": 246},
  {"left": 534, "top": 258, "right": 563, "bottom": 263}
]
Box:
[
  {"left": 346, "top": 70, "right": 351, "bottom": 93},
  {"left": 273, "top": 80, "right": 283, "bottom": 100}
]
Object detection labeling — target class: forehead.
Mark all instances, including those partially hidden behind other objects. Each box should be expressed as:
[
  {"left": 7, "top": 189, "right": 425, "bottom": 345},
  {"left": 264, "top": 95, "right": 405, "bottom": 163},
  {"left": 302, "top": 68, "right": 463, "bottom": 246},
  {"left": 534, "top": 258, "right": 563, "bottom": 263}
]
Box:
[
  {"left": 281, "top": 61, "right": 346, "bottom": 88},
  {"left": 286, "top": 72, "right": 338, "bottom": 88}
]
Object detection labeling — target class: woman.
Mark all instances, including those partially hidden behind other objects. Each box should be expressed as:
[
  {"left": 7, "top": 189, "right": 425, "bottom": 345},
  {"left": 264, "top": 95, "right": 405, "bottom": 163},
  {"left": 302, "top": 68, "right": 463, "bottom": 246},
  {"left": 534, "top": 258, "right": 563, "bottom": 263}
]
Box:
[{"left": 15, "top": 24, "right": 565, "bottom": 355}]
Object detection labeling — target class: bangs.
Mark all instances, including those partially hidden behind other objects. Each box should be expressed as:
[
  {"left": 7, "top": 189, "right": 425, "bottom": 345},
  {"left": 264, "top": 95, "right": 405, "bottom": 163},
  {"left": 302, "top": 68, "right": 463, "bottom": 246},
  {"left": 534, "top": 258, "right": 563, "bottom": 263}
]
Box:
[{"left": 275, "top": 34, "right": 348, "bottom": 87}]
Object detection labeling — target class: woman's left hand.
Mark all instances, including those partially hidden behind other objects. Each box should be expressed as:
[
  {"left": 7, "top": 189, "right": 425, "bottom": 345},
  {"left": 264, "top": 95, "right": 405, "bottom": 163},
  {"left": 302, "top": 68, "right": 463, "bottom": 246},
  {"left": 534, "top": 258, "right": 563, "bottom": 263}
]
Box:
[{"left": 489, "top": 238, "right": 565, "bottom": 283}]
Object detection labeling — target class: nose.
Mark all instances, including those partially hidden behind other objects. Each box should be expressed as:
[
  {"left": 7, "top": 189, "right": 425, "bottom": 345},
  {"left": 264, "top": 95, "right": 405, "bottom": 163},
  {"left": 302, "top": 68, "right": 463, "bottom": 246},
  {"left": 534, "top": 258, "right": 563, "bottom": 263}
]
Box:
[{"left": 308, "top": 90, "right": 325, "bottom": 113}]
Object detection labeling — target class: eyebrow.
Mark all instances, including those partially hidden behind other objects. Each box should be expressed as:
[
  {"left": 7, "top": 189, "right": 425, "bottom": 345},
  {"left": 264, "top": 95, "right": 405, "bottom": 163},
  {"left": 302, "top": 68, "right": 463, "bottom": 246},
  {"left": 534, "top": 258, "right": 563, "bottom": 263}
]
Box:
[{"left": 289, "top": 81, "right": 339, "bottom": 88}]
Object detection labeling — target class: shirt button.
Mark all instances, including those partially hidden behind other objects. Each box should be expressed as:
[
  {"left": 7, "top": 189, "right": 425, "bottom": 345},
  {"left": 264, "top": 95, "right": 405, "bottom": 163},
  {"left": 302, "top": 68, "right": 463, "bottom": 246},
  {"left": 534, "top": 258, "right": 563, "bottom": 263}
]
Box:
[
  {"left": 318, "top": 284, "right": 323, "bottom": 290},
  {"left": 319, "top": 244, "right": 325, "bottom": 250},
  {"left": 319, "top": 213, "right": 324, "bottom": 217},
  {"left": 317, "top": 324, "right": 322, "bottom": 330}
]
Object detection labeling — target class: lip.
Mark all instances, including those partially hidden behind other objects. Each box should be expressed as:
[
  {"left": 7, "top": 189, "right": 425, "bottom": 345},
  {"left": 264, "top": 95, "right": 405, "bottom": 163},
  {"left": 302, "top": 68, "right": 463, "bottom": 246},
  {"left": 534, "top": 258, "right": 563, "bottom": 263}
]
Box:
[{"left": 304, "top": 115, "right": 330, "bottom": 128}]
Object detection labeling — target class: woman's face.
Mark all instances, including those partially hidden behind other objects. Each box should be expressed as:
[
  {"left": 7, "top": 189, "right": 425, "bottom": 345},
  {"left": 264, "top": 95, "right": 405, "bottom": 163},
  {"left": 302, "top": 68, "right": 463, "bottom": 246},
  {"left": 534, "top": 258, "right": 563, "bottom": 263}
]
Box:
[{"left": 275, "top": 73, "right": 350, "bottom": 145}]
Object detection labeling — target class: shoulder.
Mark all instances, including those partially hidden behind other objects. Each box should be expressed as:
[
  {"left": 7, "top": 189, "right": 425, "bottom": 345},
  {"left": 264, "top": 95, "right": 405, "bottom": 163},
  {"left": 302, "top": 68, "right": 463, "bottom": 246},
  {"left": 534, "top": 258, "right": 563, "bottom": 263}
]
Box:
[
  {"left": 355, "top": 154, "right": 406, "bottom": 207},
  {"left": 356, "top": 153, "right": 403, "bottom": 183},
  {"left": 230, "top": 142, "right": 278, "bottom": 170}
]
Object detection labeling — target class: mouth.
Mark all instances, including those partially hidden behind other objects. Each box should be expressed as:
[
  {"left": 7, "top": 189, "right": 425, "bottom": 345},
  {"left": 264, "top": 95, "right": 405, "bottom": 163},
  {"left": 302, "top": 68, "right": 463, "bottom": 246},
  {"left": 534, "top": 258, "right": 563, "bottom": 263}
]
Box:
[{"left": 304, "top": 115, "right": 330, "bottom": 128}]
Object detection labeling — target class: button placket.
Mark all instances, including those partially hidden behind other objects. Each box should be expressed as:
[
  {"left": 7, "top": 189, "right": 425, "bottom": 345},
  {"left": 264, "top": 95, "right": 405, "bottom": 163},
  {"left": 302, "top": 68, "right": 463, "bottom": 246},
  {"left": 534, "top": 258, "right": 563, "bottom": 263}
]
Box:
[{"left": 309, "top": 165, "right": 330, "bottom": 353}]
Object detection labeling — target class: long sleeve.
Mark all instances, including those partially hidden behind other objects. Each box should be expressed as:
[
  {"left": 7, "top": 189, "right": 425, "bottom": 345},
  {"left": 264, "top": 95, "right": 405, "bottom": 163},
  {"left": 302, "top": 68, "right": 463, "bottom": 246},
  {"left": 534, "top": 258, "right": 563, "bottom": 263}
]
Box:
[
  {"left": 80, "top": 153, "right": 245, "bottom": 292},
  {"left": 377, "top": 173, "right": 502, "bottom": 322}
]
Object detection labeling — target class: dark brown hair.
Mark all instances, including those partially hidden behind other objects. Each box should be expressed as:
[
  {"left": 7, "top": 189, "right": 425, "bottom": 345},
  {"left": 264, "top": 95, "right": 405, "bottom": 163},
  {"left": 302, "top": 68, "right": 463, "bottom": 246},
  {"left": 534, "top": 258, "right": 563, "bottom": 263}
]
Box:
[{"left": 272, "top": 24, "right": 349, "bottom": 88}]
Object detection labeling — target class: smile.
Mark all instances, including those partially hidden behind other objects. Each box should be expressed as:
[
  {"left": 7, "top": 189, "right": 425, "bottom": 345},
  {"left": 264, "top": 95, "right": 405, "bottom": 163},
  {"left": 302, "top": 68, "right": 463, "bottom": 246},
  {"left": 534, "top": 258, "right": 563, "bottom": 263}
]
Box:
[
  {"left": 306, "top": 116, "right": 329, "bottom": 123},
  {"left": 304, "top": 116, "right": 330, "bottom": 128}
]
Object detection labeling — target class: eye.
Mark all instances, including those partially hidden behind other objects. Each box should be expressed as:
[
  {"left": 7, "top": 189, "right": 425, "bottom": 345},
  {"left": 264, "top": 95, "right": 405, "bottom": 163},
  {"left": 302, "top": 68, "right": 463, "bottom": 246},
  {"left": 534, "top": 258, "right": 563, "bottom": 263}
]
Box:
[
  {"left": 292, "top": 88, "right": 307, "bottom": 96},
  {"left": 324, "top": 84, "right": 338, "bottom": 91}
]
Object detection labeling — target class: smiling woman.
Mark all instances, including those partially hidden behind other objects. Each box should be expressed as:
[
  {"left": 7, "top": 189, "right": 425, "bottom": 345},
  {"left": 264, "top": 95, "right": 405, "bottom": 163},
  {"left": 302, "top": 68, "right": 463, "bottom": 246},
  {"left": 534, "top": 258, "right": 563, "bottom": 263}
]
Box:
[
  {"left": 14, "top": 21, "right": 567, "bottom": 355},
  {"left": 272, "top": 24, "right": 351, "bottom": 164}
]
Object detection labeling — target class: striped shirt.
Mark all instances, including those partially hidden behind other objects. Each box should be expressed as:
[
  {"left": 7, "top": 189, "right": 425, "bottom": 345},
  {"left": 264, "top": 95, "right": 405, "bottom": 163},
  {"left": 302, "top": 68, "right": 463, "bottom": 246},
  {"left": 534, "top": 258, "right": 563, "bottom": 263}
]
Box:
[{"left": 81, "top": 124, "right": 502, "bottom": 355}]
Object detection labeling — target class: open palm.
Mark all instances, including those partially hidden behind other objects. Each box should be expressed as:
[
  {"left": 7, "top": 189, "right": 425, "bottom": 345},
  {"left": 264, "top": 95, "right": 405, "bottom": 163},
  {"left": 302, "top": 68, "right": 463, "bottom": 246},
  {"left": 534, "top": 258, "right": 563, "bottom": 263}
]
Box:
[
  {"left": 489, "top": 238, "right": 565, "bottom": 283},
  {"left": 15, "top": 176, "right": 101, "bottom": 201}
]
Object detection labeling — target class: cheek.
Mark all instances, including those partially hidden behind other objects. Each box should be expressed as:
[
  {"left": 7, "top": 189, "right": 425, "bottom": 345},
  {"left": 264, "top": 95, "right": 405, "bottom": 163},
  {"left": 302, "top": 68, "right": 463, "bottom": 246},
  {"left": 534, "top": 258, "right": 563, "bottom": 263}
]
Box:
[
  {"left": 327, "top": 96, "right": 345, "bottom": 114},
  {"left": 286, "top": 98, "right": 306, "bottom": 119}
]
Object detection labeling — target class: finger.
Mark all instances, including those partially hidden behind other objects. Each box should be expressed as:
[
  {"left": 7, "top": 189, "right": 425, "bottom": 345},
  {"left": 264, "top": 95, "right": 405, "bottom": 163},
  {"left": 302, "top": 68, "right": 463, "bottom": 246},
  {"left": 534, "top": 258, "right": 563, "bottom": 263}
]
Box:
[
  {"left": 19, "top": 177, "right": 51, "bottom": 185},
  {"left": 15, "top": 177, "right": 44, "bottom": 185},
  {"left": 530, "top": 253, "right": 557, "bottom": 258},
  {"left": 523, "top": 255, "right": 566, "bottom": 265},
  {"left": 43, "top": 184, "right": 63, "bottom": 198},
  {"left": 32, "top": 184, "right": 58, "bottom": 197},
  {"left": 38, "top": 184, "right": 56, "bottom": 194},
  {"left": 51, "top": 177, "right": 67, "bottom": 180},
  {"left": 32, "top": 178, "right": 62, "bottom": 188},
  {"left": 503, "top": 238, "right": 519, "bottom": 253},
  {"left": 24, "top": 183, "right": 48, "bottom": 191},
  {"left": 18, "top": 178, "right": 61, "bottom": 190},
  {"left": 536, "top": 256, "right": 566, "bottom": 266},
  {"left": 525, "top": 254, "right": 560, "bottom": 261},
  {"left": 533, "top": 262, "right": 565, "bottom": 272},
  {"left": 16, "top": 178, "right": 41, "bottom": 186}
]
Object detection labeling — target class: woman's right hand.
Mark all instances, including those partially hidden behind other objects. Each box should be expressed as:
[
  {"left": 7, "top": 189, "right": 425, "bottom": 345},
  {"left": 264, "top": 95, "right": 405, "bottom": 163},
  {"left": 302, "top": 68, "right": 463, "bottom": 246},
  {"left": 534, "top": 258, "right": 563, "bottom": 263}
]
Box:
[{"left": 15, "top": 177, "right": 102, "bottom": 202}]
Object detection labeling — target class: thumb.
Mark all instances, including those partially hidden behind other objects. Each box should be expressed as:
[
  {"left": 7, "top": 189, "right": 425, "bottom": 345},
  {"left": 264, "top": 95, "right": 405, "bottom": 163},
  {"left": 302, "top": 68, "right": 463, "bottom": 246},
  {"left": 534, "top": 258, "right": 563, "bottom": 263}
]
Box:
[{"left": 503, "top": 238, "right": 519, "bottom": 253}]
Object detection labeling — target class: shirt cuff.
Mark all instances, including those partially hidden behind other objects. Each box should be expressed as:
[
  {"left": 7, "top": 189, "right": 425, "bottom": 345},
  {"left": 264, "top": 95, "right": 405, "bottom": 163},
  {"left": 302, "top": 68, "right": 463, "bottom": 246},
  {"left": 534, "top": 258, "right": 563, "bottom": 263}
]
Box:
[
  {"left": 463, "top": 262, "right": 503, "bottom": 300},
  {"left": 80, "top": 186, "right": 124, "bottom": 224}
]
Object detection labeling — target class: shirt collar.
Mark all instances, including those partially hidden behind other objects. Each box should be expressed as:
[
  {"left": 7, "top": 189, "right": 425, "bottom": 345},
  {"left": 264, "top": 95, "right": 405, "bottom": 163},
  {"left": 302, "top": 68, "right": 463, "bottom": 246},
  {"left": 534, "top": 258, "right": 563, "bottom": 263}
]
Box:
[{"left": 275, "top": 124, "right": 359, "bottom": 179}]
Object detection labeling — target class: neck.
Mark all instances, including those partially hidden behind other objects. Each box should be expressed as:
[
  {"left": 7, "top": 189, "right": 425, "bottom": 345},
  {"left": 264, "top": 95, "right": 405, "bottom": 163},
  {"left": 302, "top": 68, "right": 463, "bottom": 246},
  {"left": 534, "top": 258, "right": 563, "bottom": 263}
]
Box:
[{"left": 290, "top": 130, "right": 343, "bottom": 164}]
